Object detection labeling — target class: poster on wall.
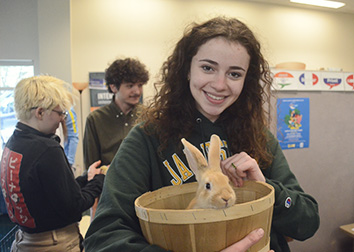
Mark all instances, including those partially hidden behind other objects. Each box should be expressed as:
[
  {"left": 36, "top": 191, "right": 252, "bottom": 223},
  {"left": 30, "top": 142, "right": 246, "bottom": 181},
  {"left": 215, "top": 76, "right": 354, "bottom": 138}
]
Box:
[
  {"left": 344, "top": 73, "right": 354, "bottom": 91},
  {"left": 320, "top": 72, "right": 345, "bottom": 91},
  {"left": 277, "top": 98, "right": 309, "bottom": 150},
  {"left": 89, "top": 72, "right": 113, "bottom": 111},
  {"left": 271, "top": 69, "right": 354, "bottom": 92}
]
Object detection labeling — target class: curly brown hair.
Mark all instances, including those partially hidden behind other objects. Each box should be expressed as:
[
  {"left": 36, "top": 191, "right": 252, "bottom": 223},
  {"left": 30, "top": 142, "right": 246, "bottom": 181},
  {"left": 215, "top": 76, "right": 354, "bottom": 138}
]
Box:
[
  {"left": 140, "top": 17, "right": 274, "bottom": 168},
  {"left": 105, "top": 58, "right": 149, "bottom": 93}
]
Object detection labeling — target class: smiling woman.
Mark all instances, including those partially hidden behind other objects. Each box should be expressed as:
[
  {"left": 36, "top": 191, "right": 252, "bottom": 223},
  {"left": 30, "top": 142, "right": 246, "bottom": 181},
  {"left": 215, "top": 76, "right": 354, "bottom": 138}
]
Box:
[{"left": 83, "top": 17, "right": 319, "bottom": 252}]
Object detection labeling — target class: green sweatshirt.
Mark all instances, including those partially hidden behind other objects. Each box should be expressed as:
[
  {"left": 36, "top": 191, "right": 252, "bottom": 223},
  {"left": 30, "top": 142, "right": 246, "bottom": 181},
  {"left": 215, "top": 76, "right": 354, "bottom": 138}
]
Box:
[{"left": 84, "top": 113, "right": 319, "bottom": 252}]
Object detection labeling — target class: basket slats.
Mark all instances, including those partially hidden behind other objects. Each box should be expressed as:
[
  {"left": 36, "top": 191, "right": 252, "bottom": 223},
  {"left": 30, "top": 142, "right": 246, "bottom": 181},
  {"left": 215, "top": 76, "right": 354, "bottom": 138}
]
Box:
[{"left": 135, "top": 181, "right": 274, "bottom": 252}]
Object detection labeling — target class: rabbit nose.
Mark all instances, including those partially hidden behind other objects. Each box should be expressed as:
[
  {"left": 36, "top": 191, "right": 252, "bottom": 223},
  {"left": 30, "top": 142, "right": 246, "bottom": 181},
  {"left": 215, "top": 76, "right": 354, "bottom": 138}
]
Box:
[
  {"left": 222, "top": 198, "right": 230, "bottom": 204},
  {"left": 222, "top": 198, "right": 230, "bottom": 207}
]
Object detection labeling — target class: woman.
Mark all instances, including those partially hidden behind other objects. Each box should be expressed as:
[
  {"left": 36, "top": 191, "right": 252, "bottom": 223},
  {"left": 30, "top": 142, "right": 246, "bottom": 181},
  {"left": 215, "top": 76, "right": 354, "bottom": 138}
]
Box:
[
  {"left": 0, "top": 75, "right": 105, "bottom": 251},
  {"left": 84, "top": 17, "right": 319, "bottom": 252}
]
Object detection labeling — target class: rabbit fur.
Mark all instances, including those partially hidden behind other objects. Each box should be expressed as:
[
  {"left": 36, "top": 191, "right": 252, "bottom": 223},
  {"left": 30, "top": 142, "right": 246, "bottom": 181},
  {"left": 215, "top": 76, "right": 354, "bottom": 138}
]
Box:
[{"left": 181, "top": 134, "right": 236, "bottom": 209}]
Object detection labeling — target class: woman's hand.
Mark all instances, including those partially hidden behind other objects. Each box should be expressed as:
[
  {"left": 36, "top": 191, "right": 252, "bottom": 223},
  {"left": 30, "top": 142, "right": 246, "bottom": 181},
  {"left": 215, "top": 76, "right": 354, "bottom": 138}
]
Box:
[
  {"left": 87, "top": 160, "right": 102, "bottom": 181},
  {"left": 221, "top": 152, "right": 265, "bottom": 187},
  {"left": 221, "top": 228, "right": 274, "bottom": 252}
]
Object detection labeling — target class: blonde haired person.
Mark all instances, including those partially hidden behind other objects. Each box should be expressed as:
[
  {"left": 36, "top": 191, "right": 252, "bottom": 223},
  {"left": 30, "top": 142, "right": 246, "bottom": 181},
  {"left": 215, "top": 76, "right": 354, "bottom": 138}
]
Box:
[{"left": 0, "top": 75, "right": 105, "bottom": 252}]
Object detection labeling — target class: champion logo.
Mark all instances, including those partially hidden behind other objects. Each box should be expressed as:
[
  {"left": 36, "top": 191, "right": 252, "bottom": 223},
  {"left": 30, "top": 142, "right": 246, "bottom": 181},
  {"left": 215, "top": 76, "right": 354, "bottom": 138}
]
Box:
[{"left": 285, "top": 197, "right": 292, "bottom": 208}]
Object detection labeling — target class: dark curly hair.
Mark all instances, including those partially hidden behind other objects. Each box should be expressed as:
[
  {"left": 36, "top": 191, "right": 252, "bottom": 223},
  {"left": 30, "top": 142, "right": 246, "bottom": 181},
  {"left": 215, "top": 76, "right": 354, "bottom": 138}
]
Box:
[
  {"left": 105, "top": 58, "right": 149, "bottom": 93},
  {"left": 139, "top": 17, "right": 274, "bottom": 168}
]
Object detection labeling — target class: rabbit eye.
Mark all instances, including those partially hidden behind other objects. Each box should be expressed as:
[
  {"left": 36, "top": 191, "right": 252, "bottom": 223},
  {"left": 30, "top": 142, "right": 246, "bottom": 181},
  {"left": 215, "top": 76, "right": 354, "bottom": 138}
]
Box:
[{"left": 205, "top": 183, "right": 211, "bottom": 190}]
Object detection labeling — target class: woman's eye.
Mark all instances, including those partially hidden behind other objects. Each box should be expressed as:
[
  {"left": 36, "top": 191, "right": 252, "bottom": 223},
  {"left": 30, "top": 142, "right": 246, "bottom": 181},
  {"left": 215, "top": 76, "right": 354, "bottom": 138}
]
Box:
[
  {"left": 229, "top": 72, "right": 241, "bottom": 79},
  {"left": 202, "top": 65, "right": 213, "bottom": 72}
]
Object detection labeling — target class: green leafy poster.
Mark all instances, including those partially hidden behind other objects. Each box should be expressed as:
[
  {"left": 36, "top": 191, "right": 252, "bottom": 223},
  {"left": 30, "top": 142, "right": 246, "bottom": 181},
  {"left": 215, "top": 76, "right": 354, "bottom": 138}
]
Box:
[{"left": 277, "top": 98, "right": 309, "bottom": 150}]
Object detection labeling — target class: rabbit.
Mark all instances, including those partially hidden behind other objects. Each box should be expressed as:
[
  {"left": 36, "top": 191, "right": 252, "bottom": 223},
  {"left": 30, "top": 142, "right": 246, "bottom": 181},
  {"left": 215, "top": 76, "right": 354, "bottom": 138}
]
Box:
[{"left": 181, "top": 134, "right": 236, "bottom": 209}]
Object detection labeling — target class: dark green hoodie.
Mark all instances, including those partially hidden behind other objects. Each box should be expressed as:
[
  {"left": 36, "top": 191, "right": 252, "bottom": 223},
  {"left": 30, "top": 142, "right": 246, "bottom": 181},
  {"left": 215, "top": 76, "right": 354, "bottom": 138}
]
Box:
[{"left": 84, "top": 113, "right": 319, "bottom": 252}]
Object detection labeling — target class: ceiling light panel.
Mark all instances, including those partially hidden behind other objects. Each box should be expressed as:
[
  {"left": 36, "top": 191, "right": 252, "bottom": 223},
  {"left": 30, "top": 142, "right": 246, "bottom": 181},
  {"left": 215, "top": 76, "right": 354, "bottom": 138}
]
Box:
[{"left": 290, "top": 0, "right": 346, "bottom": 9}]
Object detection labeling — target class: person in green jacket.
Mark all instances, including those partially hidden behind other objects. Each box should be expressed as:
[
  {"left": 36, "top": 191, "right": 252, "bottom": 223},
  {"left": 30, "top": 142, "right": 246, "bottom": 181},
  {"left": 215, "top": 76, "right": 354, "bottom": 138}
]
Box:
[{"left": 84, "top": 16, "right": 319, "bottom": 252}]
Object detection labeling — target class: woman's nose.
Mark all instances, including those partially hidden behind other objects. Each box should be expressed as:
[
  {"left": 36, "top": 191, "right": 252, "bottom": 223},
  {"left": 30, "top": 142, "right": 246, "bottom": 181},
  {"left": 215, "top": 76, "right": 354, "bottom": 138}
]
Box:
[{"left": 212, "top": 73, "right": 227, "bottom": 91}]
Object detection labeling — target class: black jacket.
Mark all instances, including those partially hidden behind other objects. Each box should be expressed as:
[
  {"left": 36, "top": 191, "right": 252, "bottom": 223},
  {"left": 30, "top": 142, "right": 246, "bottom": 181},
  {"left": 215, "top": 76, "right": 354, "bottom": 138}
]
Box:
[{"left": 1, "top": 122, "right": 104, "bottom": 233}]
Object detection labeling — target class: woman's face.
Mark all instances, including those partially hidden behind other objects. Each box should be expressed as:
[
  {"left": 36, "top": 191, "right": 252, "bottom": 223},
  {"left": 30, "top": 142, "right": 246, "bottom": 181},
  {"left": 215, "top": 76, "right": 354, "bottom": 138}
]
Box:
[{"left": 189, "top": 37, "right": 250, "bottom": 122}]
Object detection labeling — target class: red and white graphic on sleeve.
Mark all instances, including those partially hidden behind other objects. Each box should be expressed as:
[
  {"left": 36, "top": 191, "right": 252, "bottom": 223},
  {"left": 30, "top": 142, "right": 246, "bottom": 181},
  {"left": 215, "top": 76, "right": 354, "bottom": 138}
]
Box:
[{"left": 1, "top": 147, "right": 35, "bottom": 228}]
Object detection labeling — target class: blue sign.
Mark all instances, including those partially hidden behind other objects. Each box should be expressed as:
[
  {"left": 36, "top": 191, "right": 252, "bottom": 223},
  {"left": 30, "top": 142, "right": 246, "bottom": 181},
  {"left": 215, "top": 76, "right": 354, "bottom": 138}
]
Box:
[{"left": 277, "top": 98, "right": 309, "bottom": 150}]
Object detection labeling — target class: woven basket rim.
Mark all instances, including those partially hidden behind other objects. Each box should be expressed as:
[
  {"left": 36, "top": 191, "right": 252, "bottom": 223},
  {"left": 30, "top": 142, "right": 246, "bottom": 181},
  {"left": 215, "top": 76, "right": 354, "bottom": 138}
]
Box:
[{"left": 135, "top": 181, "right": 274, "bottom": 224}]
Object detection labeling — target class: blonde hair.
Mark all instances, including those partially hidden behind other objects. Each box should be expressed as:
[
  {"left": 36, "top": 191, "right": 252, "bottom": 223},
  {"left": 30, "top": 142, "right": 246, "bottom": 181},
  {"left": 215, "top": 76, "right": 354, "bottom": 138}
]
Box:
[{"left": 14, "top": 75, "right": 74, "bottom": 121}]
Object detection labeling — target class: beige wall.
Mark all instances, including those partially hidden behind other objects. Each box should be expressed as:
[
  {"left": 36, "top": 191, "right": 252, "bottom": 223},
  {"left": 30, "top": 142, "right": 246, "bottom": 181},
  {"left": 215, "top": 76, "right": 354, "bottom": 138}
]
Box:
[{"left": 71, "top": 0, "right": 354, "bottom": 89}]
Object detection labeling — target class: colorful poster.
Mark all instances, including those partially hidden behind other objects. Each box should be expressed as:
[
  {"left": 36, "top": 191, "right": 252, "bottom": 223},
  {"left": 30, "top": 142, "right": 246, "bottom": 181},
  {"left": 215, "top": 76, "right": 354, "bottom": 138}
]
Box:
[
  {"left": 344, "top": 73, "right": 354, "bottom": 91},
  {"left": 271, "top": 69, "right": 354, "bottom": 92},
  {"left": 298, "top": 72, "right": 321, "bottom": 91},
  {"left": 320, "top": 72, "right": 344, "bottom": 91},
  {"left": 277, "top": 98, "right": 309, "bottom": 150},
  {"left": 272, "top": 70, "right": 300, "bottom": 90},
  {"left": 89, "top": 72, "right": 106, "bottom": 89},
  {"left": 89, "top": 72, "right": 112, "bottom": 111}
]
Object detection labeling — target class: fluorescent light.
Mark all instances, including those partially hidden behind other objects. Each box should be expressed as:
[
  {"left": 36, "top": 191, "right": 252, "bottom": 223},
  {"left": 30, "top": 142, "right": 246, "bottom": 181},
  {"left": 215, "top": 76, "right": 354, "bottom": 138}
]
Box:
[{"left": 290, "top": 0, "right": 346, "bottom": 9}]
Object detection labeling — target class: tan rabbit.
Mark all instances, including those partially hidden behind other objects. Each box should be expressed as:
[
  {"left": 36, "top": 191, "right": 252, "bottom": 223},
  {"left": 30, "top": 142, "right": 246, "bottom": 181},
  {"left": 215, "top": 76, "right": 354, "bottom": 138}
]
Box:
[{"left": 181, "top": 134, "right": 236, "bottom": 209}]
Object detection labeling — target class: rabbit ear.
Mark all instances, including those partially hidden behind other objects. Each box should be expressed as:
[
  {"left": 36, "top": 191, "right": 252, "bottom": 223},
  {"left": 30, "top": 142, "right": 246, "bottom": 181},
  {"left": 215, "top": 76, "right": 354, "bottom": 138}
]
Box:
[
  {"left": 181, "top": 138, "right": 208, "bottom": 182},
  {"left": 208, "top": 134, "right": 222, "bottom": 171}
]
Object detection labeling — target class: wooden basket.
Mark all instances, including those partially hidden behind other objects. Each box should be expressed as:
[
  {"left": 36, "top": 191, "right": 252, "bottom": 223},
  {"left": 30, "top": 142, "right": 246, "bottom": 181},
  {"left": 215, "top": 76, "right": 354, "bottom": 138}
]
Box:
[{"left": 135, "top": 181, "right": 274, "bottom": 252}]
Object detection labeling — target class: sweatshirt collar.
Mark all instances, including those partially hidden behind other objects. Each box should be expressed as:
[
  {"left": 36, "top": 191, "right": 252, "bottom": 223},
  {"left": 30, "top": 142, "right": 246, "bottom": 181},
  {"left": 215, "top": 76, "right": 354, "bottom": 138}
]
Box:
[{"left": 15, "top": 122, "right": 60, "bottom": 143}]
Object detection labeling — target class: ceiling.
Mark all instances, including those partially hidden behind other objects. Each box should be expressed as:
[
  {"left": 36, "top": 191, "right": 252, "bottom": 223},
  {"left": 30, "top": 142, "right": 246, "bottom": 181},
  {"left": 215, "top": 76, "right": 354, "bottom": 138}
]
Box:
[{"left": 246, "top": 0, "right": 354, "bottom": 15}]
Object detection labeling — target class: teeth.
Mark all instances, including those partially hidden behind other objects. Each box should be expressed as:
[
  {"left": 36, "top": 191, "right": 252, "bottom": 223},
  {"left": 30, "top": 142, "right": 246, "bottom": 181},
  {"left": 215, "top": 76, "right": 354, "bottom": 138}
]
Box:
[{"left": 207, "top": 92, "right": 224, "bottom": 100}]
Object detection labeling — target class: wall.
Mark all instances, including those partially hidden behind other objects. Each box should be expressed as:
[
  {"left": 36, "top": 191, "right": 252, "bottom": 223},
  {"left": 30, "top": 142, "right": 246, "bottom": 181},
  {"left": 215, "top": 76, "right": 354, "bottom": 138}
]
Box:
[
  {"left": 0, "top": 0, "right": 71, "bottom": 79},
  {"left": 0, "top": 0, "right": 40, "bottom": 72},
  {"left": 71, "top": 0, "right": 354, "bottom": 90},
  {"left": 37, "top": 0, "right": 72, "bottom": 83},
  {"left": 270, "top": 91, "right": 354, "bottom": 252}
]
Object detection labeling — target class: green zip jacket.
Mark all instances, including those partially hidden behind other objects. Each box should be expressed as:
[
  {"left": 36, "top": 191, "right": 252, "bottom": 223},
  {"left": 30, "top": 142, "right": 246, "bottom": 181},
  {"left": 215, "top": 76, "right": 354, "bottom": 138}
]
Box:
[{"left": 84, "top": 113, "right": 319, "bottom": 252}]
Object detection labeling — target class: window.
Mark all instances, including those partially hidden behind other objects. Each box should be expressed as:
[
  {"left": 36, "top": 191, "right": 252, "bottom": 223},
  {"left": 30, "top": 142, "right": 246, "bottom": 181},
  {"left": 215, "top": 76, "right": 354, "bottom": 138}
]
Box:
[{"left": 0, "top": 60, "right": 34, "bottom": 153}]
